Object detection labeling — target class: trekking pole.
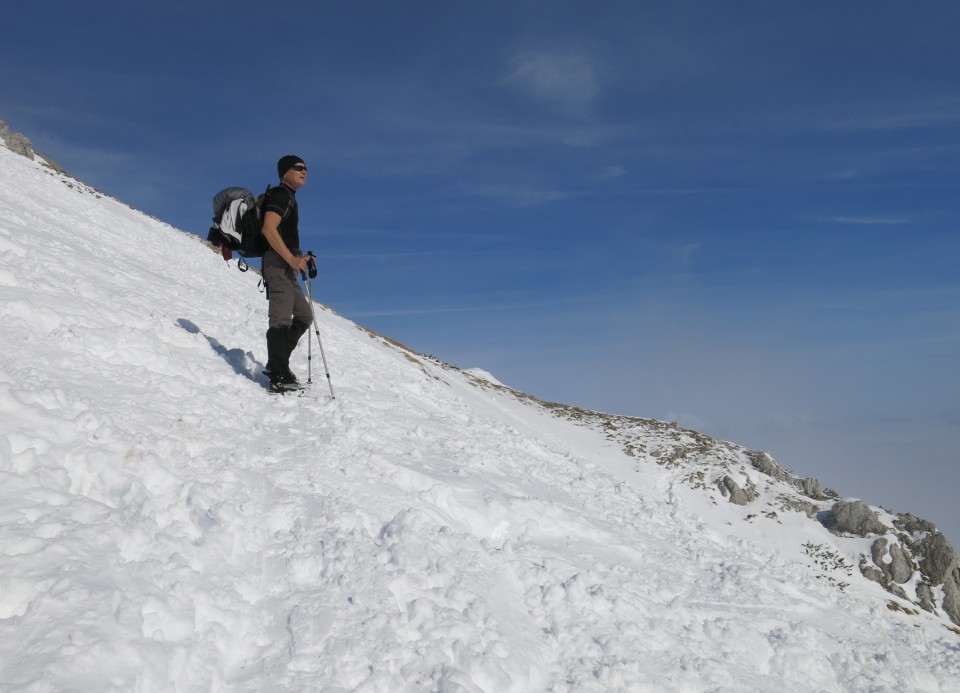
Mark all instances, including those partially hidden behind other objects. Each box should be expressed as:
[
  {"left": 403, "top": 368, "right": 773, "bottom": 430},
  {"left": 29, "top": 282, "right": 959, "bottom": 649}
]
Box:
[
  {"left": 300, "top": 265, "right": 336, "bottom": 400},
  {"left": 306, "top": 312, "right": 313, "bottom": 384}
]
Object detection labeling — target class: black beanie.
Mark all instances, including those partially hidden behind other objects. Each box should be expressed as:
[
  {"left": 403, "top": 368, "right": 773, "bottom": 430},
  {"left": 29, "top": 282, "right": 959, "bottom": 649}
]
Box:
[{"left": 277, "top": 154, "right": 305, "bottom": 178}]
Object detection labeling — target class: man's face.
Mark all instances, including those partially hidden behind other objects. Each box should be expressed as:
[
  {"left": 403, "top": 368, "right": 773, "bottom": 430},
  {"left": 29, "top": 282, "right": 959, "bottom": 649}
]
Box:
[{"left": 283, "top": 163, "right": 308, "bottom": 190}]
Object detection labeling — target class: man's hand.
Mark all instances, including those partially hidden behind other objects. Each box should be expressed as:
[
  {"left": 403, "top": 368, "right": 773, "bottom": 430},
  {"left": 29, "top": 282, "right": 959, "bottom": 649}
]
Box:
[{"left": 289, "top": 255, "right": 308, "bottom": 274}]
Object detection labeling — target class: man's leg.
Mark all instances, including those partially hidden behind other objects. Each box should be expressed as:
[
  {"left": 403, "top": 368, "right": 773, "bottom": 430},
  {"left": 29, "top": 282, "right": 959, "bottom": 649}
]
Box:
[
  {"left": 286, "top": 285, "right": 313, "bottom": 360},
  {"left": 263, "top": 252, "right": 296, "bottom": 388}
]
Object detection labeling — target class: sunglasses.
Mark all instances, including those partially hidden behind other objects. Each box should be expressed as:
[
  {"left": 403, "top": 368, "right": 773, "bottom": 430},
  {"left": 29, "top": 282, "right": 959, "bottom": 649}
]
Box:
[{"left": 291, "top": 164, "right": 308, "bottom": 172}]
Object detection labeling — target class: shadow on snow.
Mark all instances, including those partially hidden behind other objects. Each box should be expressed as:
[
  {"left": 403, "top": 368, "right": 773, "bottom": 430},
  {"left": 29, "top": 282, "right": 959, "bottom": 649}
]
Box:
[{"left": 176, "top": 318, "right": 264, "bottom": 385}]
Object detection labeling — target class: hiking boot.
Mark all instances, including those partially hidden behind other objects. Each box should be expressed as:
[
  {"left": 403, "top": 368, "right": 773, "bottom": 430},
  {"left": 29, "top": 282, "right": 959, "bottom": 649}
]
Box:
[
  {"left": 264, "top": 366, "right": 299, "bottom": 383},
  {"left": 274, "top": 371, "right": 302, "bottom": 391},
  {"left": 263, "top": 358, "right": 299, "bottom": 383}
]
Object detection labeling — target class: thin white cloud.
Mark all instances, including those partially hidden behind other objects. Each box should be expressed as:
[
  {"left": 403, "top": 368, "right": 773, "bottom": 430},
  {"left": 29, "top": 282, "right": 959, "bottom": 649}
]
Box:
[
  {"left": 677, "top": 242, "right": 701, "bottom": 263},
  {"left": 457, "top": 183, "right": 574, "bottom": 207},
  {"left": 821, "top": 110, "right": 960, "bottom": 132},
  {"left": 501, "top": 49, "right": 600, "bottom": 118},
  {"left": 347, "top": 297, "right": 592, "bottom": 318},
  {"left": 815, "top": 216, "right": 912, "bottom": 225},
  {"left": 632, "top": 185, "right": 761, "bottom": 196},
  {"left": 596, "top": 165, "right": 626, "bottom": 180}
]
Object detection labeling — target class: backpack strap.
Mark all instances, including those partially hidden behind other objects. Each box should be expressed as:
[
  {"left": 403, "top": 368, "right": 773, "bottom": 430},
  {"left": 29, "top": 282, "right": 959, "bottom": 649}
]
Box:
[
  {"left": 264, "top": 184, "right": 295, "bottom": 221},
  {"left": 258, "top": 185, "right": 297, "bottom": 278}
]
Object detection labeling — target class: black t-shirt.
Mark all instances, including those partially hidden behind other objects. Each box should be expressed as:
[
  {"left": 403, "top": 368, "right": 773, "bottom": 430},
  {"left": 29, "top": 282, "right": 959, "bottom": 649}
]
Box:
[{"left": 264, "top": 184, "right": 300, "bottom": 252}]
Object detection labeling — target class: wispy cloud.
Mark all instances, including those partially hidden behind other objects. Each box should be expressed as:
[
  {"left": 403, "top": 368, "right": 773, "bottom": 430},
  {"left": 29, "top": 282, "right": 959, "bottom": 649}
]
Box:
[
  {"left": 677, "top": 242, "right": 701, "bottom": 263},
  {"left": 795, "top": 284, "right": 960, "bottom": 313},
  {"left": 455, "top": 183, "right": 575, "bottom": 208},
  {"left": 595, "top": 165, "right": 626, "bottom": 180},
  {"left": 324, "top": 249, "right": 511, "bottom": 262},
  {"left": 631, "top": 185, "right": 762, "bottom": 196},
  {"left": 814, "top": 215, "right": 912, "bottom": 225},
  {"left": 347, "top": 297, "right": 592, "bottom": 318},
  {"left": 501, "top": 49, "right": 600, "bottom": 118},
  {"left": 2, "top": 102, "right": 124, "bottom": 129},
  {"left": 821, "top": 109, "right": 960, "bottom": 132}
]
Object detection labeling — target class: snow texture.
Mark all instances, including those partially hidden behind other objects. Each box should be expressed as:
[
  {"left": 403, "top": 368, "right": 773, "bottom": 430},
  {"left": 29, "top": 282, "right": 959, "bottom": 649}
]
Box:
[
  {"left": 464, "top": 368, "right": 506, "bottom": 388},
  {"left": 1, "top": 144, "right": 959, "bottom": 691}
]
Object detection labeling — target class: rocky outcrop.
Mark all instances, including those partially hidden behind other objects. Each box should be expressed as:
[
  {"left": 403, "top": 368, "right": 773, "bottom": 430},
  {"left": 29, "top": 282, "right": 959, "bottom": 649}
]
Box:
[
  {"left": 0, "top": 121, "right": 35, "bottom": 159},
  {"left": 871, "top": 538, "right": 914, "bottom": 584},
  {"left": 747, "top": 450, "right": 791, "bottom": 482},
  {"left": 942, "top": 579, "right": 960, "bottom": 626},
  {"left": 829, "top": 499, "right": 888, "bottom": 536},
  {"left": 798, "top": 477, "right": 826, "bottom": 499},
  {"left": 915, "top": 532, "right": 958, "bottom": 584},
  {"left": 746, "top": 450, "right": 829, "bottom": 500},
  {"left": 861, "top": 537, "right": 915, "bottom": 600},
  {"left": 910, "top": 531, "right": 960, "bottom": 626},
  {"left": 894, "top": 512, "right": 937, "bottom": 536},
  {"left": 831, "top": 500, "right": 960, "bottom": 626},
  {"left": 718, "top": 476, "right": 758, "bottom": 506}
]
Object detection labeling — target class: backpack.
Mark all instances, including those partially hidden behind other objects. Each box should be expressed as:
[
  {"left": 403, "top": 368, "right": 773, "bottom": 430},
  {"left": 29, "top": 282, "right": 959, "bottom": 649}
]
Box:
[{"left": 206, "top": 185, "right": 293, "bottom": 269}]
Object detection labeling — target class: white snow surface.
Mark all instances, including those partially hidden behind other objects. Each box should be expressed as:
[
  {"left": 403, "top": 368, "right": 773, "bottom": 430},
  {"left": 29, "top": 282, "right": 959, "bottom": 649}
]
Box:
[
  {"left": 0, "top": 145, "right": 958, "bottom": 692},
  {"left": 464, "top": 368, "right": 506, "bottom": 388}
]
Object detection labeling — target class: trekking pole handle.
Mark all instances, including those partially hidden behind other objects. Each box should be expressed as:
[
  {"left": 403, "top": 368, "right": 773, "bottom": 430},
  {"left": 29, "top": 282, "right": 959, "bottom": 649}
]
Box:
[{"left": 306, "top": 251, "right": 317, "bottom": 279}]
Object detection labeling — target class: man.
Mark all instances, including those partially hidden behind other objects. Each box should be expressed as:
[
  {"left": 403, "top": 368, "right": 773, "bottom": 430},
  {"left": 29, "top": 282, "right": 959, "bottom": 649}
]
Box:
[{"left": 261, "top": 155, "right": 312, "bottom": 393}]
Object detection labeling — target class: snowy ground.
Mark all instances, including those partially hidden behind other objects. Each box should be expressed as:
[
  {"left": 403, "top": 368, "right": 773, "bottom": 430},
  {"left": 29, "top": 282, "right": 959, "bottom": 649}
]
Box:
[{"left": 1, "top": 144, "right": 958, "bottom": 691}]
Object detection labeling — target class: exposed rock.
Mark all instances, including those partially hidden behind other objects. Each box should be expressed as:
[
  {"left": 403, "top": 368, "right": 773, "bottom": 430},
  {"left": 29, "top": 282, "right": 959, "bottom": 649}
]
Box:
[
  {"left": 894, "top": 512, "right": 937, "bottom": 538},
  {"left": 6, "top": 132, "right": 34, "bottom": 159},
  {"left": 870, "top": 538, "right": 914, "bottom": 584},
  {"left": 0, "top": 121, "right": 34, "bottom": 159},
  {"left": 829, "top": 499, "right": 888, "bottom": 536},
  {"left": 888, "top": 543, "right": 915, "bottom": 584},
  {"left": 798, "top": 476, "right": 827, "bottom": 499},
  {"left": 745, "top": 450, "right": 829, "bottom": 501},
  {"left": 916, "top": 583, "right": 937, "bottom": 613},
  {"left": 942, "top": 576, "right": 960, "bottom": 627},
  {"left": 915, "top": 532, "right": 958, "bottom": 585},
  {"left": 852, "top": 516, "right": 960, "bottom": 626},
  {"left": 747, "top": 450, "right": 791, "bottom": 482},
  {"left": 859, "top": 559, "right": 885, "bottom": 586},
  {"left": 719, "top": 476, "right": 758, "bottom": 506},
  {"left": 859, "top": 555, "right": 909, "bottom": 600}
]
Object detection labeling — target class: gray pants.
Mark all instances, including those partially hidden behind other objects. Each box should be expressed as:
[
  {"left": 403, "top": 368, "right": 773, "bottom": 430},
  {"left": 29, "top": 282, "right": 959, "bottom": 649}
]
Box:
[{"left": 263, "top": 250, "right": 312, "bottom": 329}]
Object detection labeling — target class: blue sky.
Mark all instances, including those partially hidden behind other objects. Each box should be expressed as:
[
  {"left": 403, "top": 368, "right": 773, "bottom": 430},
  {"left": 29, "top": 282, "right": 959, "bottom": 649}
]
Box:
[{"left": 2, "top": 1, "right": 958, "bottom": 542}]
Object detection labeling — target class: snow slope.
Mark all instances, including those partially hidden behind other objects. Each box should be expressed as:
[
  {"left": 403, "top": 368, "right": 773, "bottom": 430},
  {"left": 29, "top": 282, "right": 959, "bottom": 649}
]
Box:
[{"left": 0, "top": 144, "right": 958, "bottom": 692}]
